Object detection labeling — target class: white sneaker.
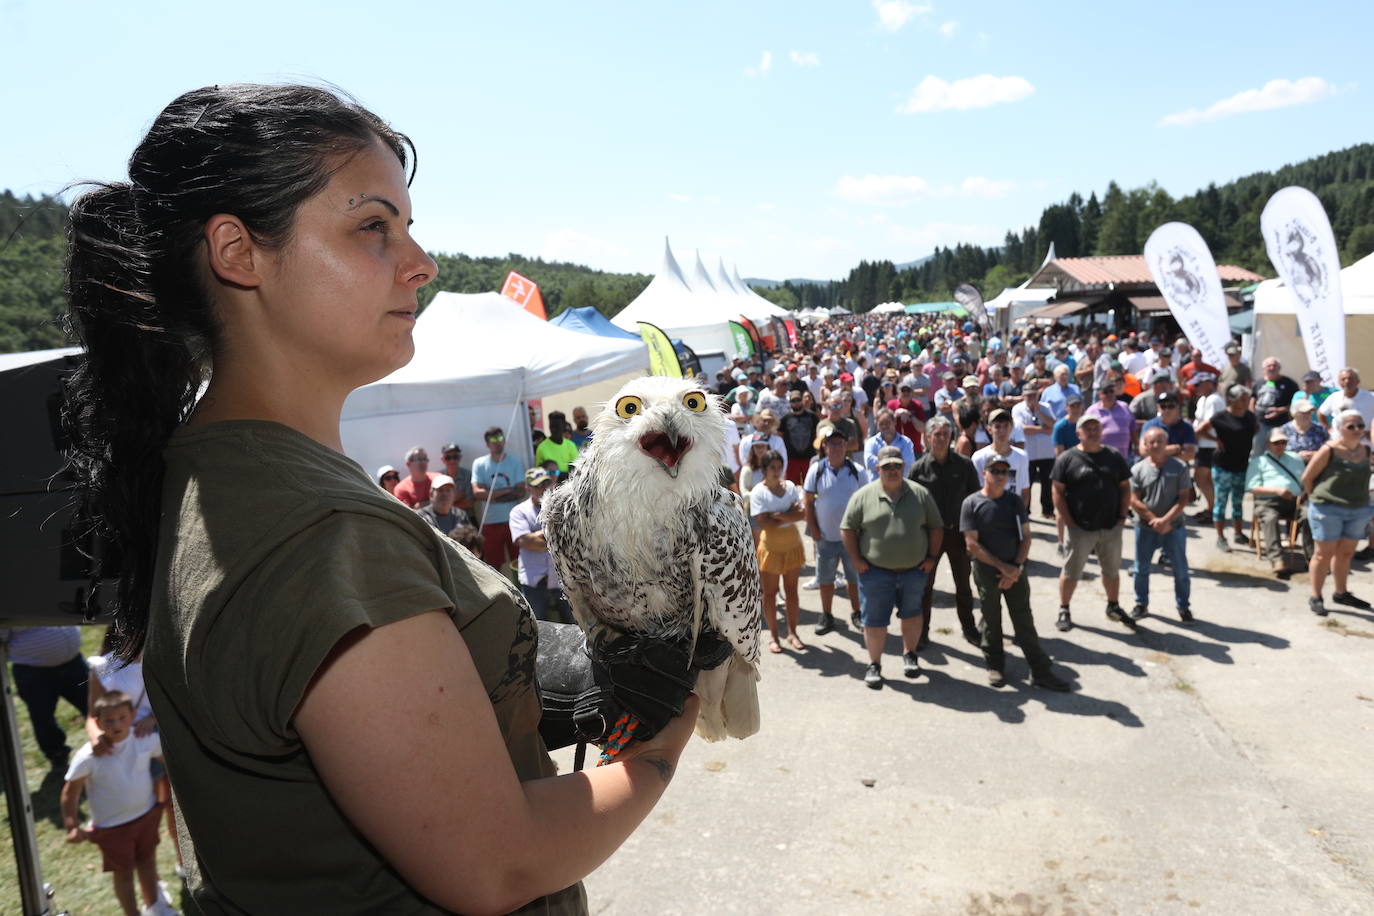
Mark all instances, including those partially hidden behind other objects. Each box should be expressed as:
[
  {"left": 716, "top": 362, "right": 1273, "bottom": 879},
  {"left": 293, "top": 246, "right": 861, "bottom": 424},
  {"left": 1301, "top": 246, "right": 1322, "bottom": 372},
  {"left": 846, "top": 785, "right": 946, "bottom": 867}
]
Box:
[{"left": 802, "top": 577, "right": 820, "bottom": 590}]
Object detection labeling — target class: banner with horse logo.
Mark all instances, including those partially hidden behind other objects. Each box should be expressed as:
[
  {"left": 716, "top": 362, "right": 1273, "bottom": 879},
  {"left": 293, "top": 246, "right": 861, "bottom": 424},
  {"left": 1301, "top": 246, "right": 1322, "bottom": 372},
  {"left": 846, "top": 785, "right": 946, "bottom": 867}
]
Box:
[
  {"left": 1261, "top": 187, "right": 1345, "bottom": 386},
  {"left": 1143, "top": 222, "right": 1232, "bottom": 369}
]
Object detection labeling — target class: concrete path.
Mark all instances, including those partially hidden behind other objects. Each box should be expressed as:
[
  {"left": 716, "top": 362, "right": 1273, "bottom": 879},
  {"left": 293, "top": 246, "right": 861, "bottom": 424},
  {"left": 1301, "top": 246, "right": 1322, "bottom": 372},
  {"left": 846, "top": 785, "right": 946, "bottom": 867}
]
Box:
[{"left": 553, "top": 514, "right": 1374, "bottom": 915}]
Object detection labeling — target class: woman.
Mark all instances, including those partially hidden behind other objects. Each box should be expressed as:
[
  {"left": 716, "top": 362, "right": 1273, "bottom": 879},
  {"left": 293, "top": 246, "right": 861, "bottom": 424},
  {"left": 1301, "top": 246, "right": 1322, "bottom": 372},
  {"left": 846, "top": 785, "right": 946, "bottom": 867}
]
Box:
[
  {"left": 738, "top": 435, "right": 772, "bottom": 546},
  {"left": 63, "top": 84, "right": 693, "bottom": 915},
  {"left": 800, "top": 389, "right": 818, "bottom": 413},
  {"left": 377, "top": 464, "right": 401, "bottom": 494},
  {"left": 1302, "top": 409, "right": 1373, "bottom": 615},
  {"left": 750, "top": 451, "right": 807, "bottom": 653}
]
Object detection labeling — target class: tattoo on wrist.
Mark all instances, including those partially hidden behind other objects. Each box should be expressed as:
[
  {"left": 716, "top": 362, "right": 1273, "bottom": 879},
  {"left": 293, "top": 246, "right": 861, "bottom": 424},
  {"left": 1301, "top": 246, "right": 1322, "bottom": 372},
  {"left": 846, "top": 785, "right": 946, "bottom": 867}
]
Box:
[{"left": 641, "top": 757, "right": 673, "bottom": 784}]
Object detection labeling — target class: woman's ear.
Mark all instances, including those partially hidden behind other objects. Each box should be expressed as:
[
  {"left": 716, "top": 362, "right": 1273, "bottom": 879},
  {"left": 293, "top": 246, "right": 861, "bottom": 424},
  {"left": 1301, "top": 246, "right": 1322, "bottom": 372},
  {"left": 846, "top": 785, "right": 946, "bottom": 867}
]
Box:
[{"left": 203, "top": 214, "right": 263, "bottom": 289}]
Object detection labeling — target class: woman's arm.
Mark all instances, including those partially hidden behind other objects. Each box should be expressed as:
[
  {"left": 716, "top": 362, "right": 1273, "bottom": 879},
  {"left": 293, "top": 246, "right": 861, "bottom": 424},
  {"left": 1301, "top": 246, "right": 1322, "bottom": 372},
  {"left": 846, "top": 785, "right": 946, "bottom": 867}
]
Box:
[
  {"left": 295, "top": 610, "right": 697, "bottom": 916},
  {"left": 1301, "top": 445, "right": 1331, "bottom": 495}
]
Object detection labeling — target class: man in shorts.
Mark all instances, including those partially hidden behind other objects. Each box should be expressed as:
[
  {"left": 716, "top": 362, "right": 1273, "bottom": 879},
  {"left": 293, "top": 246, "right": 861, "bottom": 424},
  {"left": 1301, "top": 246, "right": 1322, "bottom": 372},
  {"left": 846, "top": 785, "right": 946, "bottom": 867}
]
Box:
[
  {"left": 841, "top": 446, "right": 944, "bottom": 689},
  {"left": 804, "top": 428, "right": 866, "bottom": 633},
  {"left": 1050, "top": 413, "right": 1134, "bottom": 632}
]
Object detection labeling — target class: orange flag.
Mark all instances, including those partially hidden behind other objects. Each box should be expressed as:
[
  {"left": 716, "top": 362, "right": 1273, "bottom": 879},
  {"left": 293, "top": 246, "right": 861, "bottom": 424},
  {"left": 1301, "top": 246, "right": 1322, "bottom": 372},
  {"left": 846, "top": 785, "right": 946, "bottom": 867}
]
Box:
[{"left": 500, "top": 270, "right": 547, "bottom": 320}]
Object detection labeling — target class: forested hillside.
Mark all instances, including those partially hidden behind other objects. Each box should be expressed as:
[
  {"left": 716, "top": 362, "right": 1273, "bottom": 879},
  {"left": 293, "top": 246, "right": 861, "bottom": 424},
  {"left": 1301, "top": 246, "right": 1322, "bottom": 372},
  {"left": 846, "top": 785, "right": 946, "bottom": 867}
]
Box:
[{"left": 4, "top": 143, "right": 1373, "bottom": 352}]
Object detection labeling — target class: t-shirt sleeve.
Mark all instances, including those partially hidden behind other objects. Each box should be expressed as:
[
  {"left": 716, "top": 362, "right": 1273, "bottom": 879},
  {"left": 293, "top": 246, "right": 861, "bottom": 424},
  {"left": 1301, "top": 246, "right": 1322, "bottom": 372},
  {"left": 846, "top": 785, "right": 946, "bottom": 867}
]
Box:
[
  {"left": 959, "top": 495, "right": 977, "bottom": 532},
  {"left": 142, "top": 732, "right": 164, "bottom": 759},
  {"left": 840, "top": 491, "right": 863, "bottom": 531},
  {"left": 64, "top": 744, "right": 95, "bottom": 782},
  {"left": 507, "top": 503, "right": 534, "bottom": 541},
  {"left": 803, "top": 461, "right": 819, "bottom": 493},
  {"left": 921, "top": 487, "right": 944, "bottom": 529},
  {"left": 1049, "top": 450, "right": 1070, "bottom": 483},
  {"left": 196, "top": 512, "right": 453, "bottom": 753}
]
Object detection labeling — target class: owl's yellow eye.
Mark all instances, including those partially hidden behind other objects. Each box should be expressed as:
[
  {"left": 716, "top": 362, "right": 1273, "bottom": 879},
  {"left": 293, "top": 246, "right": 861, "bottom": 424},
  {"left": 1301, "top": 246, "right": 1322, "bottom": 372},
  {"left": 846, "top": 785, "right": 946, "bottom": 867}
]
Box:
[
  {"left": 682, "top": 391, "right": 707, "bottom": 412},
  {"left": 615, "top": 395, "right": 645, "bottom": 419}
]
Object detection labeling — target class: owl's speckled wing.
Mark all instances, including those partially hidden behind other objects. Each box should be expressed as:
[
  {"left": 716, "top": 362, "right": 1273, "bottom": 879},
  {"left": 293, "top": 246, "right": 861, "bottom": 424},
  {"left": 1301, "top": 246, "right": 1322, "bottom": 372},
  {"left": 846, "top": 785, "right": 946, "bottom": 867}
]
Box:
[{"left": 700, "top": 487, "right": 761, "bottom": 665}]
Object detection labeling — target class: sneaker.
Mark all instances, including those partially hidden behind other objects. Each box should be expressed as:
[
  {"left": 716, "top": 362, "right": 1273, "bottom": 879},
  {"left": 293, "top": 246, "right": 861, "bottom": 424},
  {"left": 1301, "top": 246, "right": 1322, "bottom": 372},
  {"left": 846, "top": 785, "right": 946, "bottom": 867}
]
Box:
[
  {"left": 986, "top": 669, "right": 1006, "bottom": 688},
  {"left": 1272, "top": 560, "right": 1290, "bottom": 580},
  {"left": 902, "top": 651, "right": 922, "bottom": 678},
  {"left": 963, "top": 627, "right": 982, "bottom": 646},
  {"left": 1129, "top": 603, "right": 1148, "bottom": 620},
  {"left": 1333, "top": 592, "right": 1373, "bottom": 611},
  {"left": 851, "top": 611, "right": 863, "bottom": 629},
  {"left": 864, "top": 663, "right": 884, "bottom": 689},
  {"left": 1159, "top": 552, "right": 1172, "bottom": 567},
  {"left": 1056, "top": 542, "right": 1067, "bottom": 558},
  {"left": 1032, "top": 671, "right": 1073, "bottom": 692},
  {"left": 802, "top": 577, "right": 820, "bottom": 591},
  {"left": 1309, "top": 596, "right": 1328, "bottom": 617},
  {"left": 1216, "top": 537, "right": 1230, "bottom": 553},
  {"left": 1105, "top": 603, "right": 1135, "bottom": 628},
  {"left": 1055, "top": 609, "right": 1073, "bottom": 632},
  {"left": 1234, "top": 531, "right": 1250, "bottom": 546},
  {"left": 1178, "top": 607, "right": 1194, "bottom": 625},
  {"left": 815, "top": 613, "right": 835, "bottom": 635},
  {"left": 1354, "top": 545, "right": 1374, "bottom": 562}
]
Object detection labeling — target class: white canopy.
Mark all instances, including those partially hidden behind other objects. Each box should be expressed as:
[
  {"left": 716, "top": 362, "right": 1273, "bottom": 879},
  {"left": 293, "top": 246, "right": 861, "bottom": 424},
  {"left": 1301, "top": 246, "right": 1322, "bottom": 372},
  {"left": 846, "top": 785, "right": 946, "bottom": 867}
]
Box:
[
  {"left": 1251, "top": 251, "right": 1374, "bottom": 382},
  {"left": 872, "top": 302, "right": 905, "bottom": 314},
  {"left": 342, "top": 291, "right": 647, "bottom": 477}
]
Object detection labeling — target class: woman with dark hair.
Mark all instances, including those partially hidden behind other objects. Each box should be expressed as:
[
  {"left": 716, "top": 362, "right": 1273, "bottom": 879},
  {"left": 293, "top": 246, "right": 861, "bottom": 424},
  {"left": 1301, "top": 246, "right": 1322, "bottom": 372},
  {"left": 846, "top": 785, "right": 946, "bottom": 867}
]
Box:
[
  {"left": 750, "top": 450, "right": 806, "bottom": 653},
  {"left": 63, "top": 83, "right": 692, "bottom": 915}
]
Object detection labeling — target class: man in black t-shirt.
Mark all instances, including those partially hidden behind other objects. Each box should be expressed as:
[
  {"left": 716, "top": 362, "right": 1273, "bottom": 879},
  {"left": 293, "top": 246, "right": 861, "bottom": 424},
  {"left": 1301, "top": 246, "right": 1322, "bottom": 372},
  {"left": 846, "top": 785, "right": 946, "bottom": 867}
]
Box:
[
  {"left": 1049, "top": 414, "right": 1133, "bottom": 633},
  {"left": 962, "top": 457, "right": 1071, "bottom": 691},
  {"left": 779, "top": 392, "right": 819, "bottom": 484}
]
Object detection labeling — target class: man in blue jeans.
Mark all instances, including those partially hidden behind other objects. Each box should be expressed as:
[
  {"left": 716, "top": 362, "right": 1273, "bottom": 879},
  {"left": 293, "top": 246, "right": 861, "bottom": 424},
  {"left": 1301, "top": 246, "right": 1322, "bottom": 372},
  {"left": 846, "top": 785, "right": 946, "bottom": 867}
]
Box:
[
  {"left": 1129, "top": 426, "right": 1195, "bottom": 624},
  {"left": 804, "top": 428, "right": 866, "bottom": 634},
  {"left": 840, "top": 446, "right": 944, "bottom": 689}
]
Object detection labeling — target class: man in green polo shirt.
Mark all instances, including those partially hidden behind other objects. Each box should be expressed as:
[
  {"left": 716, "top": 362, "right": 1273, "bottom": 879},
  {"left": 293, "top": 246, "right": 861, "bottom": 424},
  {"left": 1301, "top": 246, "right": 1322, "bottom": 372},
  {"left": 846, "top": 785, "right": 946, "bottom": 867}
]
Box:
[{"left": 841, "top": 445, "right": 944, "bottom": 689}]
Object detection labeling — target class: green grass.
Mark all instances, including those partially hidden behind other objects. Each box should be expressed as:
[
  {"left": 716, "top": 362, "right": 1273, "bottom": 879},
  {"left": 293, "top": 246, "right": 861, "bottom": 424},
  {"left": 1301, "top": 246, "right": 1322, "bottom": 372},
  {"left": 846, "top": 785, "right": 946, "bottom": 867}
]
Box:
[{"left": 1, "top": 626, "right": 186, "bottom": 916}]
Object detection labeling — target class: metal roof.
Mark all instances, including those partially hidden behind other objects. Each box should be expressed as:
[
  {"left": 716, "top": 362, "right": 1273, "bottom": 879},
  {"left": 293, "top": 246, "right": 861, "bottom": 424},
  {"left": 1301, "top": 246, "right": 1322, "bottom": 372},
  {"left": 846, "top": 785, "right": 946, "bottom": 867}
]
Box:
[{"left": 1031, "top": 255, "right": 1265, "bottom": 290}]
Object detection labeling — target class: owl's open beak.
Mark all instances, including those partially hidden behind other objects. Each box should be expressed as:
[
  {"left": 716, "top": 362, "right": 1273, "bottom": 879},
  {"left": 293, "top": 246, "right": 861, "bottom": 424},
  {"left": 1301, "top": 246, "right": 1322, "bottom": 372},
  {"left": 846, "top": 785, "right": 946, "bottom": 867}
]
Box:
[{"left": 639, "top": 431, "right": 693, "bottom": 478}]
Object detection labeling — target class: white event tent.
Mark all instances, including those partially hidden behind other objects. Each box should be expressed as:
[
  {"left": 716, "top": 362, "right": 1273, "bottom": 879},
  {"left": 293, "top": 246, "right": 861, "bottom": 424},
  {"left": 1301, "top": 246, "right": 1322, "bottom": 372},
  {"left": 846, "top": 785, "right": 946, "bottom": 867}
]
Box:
[
  {"left": 342, "top": 291, "right": 647, "bottom": 477},
  {"left": 1252, "top": 250, "right": 1374, "bottom": 383},
  {"left": 612, "top": 240, "right": 743, "bottom": 359}
]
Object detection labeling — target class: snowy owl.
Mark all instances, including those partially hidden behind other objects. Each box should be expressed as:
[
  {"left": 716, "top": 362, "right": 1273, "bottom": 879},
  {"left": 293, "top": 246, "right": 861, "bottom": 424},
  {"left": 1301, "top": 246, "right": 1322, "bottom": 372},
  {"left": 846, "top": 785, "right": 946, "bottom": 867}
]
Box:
[{"left": 543, "top": 375, "right": 762, "bottom": 742}]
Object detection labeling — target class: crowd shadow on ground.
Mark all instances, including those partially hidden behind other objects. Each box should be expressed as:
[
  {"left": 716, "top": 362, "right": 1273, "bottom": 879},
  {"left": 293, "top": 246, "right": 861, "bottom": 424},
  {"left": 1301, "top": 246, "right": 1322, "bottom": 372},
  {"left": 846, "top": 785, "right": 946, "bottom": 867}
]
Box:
[{"left": 783, "top": 612, "right": 1143, "bottom": 728}]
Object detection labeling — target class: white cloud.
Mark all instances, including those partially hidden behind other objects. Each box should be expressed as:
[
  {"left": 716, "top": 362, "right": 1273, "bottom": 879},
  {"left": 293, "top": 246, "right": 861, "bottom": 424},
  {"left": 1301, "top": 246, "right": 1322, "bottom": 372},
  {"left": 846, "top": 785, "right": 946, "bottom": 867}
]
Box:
[
  {"left": 835, "top": 174, "right": 1016, "bottom": 204},
  {"left": 896, "top": 74, "right": 1035, "bottom": 113},
  {"left": 744, "top": 50, "right": 773, "bottom": 78},
  {"left": 937, "top": 20, "right": 958, "bottom": 38},
  {"left": 540, "top": 229, "right": 629, "bottom": 265},
  {"left": 790, "top": 49, "right": 820, "bottom": 67},
  {"left": 873, "top": 0, "right": 932, "bottom": 32},
  {"left": 835, "top": 174, "right": 934, "bottom": 205},
  {"left": 1157, "top": 76, "right": 1338, "bottom": 127},
  {"left": 959, "top": 176, "right": 1016, "bottom": 198},
  {"left": 666, "top": 193, "right": 692, "bottom": 203}
]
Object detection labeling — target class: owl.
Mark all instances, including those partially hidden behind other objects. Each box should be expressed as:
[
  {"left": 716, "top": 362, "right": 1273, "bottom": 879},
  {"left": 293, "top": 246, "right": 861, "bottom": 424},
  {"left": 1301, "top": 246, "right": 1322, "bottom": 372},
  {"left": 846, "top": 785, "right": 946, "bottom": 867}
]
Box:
[{"left": 542, "top": 375, "right": 762, "bottom": 742}]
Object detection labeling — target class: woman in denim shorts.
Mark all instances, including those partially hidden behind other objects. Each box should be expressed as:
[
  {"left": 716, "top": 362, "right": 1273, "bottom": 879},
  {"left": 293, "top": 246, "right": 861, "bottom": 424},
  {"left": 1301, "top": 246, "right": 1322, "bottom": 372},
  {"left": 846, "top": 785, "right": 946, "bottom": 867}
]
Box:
[{"left": 1303, "top": 409, "right": 1373, "bottom": 615}]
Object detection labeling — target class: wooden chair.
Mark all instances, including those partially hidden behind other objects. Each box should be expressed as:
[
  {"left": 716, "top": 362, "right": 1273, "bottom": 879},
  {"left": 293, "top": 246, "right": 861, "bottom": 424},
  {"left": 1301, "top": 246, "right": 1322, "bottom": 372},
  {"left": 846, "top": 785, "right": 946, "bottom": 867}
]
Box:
[{"left": 1250, "top": 493, "right": 1303, "bottom": 559}]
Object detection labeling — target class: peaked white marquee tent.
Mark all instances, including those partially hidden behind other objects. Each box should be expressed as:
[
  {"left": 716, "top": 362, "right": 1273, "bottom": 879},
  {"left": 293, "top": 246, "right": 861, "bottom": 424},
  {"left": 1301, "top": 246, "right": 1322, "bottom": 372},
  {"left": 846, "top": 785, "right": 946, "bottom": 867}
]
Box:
[
  {"left": 612, "top": 240, "right": 747, "bottom": 359},
  {"left": 342, "top": 291, "right": 647, "bottom": 477}
]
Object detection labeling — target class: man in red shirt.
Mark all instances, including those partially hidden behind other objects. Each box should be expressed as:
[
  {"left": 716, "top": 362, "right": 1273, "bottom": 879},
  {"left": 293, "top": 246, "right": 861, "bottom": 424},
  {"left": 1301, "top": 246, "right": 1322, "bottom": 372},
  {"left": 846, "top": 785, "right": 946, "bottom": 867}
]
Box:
[
  {"left": 886, "top": 383, "right": 927, "bottom": 453},
  {"left": 1179, "top": 347, "right": 1220, "bottom": 402},
  {"left": 392, "top": 446, "right": 438, "bottom": 508}
]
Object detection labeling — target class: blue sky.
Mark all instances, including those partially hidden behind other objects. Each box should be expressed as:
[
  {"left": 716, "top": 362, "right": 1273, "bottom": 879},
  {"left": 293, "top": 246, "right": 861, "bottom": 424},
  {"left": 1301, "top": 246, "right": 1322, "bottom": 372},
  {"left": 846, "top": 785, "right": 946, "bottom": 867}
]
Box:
[{"left": 3, "top": 0, "right": 1370, "bottom": 280}]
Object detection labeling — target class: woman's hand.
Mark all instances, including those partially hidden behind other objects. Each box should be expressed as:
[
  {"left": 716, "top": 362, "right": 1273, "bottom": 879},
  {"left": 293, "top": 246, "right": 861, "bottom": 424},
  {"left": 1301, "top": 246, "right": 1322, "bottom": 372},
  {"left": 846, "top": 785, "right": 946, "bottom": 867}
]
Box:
[{"left": 134, "top": 716, "right": 157, "bottom": 738}]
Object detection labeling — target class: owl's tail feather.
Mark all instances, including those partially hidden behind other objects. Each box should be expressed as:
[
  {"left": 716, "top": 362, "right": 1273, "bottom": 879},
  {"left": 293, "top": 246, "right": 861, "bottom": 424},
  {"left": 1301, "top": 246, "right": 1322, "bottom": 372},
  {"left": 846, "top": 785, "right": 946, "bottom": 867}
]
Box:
[{"left": 693, "top": 656, "right": 760, "bottom": 742}]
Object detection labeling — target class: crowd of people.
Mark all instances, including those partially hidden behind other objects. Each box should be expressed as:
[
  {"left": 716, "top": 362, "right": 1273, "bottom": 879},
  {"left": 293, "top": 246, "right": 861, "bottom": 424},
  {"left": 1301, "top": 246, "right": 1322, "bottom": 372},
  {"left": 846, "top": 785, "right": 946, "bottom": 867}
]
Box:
[
  {"left": 706, "top": 313, "right": 1372, "bottom": 689},
  {"left": 374, "top": 310, "right": 1371, "bottom": 694}
]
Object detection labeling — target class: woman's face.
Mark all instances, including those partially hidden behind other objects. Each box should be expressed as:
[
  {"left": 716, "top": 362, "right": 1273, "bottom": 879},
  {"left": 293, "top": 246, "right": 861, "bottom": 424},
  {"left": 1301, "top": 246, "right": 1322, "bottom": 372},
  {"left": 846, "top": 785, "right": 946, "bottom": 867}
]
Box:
[
  {"left": 254, "top": 139, "right": 438, "bottom": 390},
  {"left": 765, "top": 460, "right": 784, "bottom": 480}
]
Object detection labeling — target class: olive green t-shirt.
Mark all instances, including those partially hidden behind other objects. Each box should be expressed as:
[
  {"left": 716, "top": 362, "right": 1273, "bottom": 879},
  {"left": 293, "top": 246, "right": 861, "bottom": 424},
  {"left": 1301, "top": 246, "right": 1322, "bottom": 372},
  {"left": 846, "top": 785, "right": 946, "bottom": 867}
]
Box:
[
  {"left": 145, "top": 421, "right": 587, "bottom": 916},
  {"left": 839, "top": 479, "right": 944, "bottom": 570}
]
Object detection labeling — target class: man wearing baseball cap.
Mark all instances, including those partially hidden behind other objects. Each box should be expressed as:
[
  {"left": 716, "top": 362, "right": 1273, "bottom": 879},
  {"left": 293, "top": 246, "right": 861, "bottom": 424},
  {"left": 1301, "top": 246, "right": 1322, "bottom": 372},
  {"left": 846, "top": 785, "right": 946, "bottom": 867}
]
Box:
[
  {"left": 1049, "top": 412, "right": 1134, "bottom": 632},
  {"left": 508, "top": 467, "right": 569, "bottom": 622},
  {"left": 841, "top": 446, "right": 945, "bottom": 688},
  {"left": 962, "top": 455, "right": 1072, "bottom": 690},
  {"left": 805, "top": 426, "right": 866, "bottom": 633},
  {"left": 1141, "top": 392, "right": 1198, "bottom": 463}
]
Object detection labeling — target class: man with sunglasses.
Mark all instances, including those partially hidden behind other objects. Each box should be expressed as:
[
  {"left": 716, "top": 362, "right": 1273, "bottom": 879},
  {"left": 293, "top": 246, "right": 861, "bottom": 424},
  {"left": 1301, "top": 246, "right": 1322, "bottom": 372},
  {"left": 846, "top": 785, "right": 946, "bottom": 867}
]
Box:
[
  {"left": 780, "top": 391, "right": 819, "bottom": 484},
  {"left": 439, "top": 442, "right": 475, "bottom": 522},
  {"left": 962, "top": 456, "right": 1071, "bottom": 690},
  {"left": 471, "top": 426, "right": 526, "bottom": 570},
  {"left": 392, "top": 446, "right": 438, "bottom": 509}
]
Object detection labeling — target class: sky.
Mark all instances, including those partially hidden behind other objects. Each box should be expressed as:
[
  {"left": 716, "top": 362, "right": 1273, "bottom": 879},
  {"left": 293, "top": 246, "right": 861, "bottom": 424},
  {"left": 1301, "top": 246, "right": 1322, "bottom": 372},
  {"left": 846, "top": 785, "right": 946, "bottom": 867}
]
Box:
[{"left": 2, "top": 0, "right": 1371, "bottom": 281}]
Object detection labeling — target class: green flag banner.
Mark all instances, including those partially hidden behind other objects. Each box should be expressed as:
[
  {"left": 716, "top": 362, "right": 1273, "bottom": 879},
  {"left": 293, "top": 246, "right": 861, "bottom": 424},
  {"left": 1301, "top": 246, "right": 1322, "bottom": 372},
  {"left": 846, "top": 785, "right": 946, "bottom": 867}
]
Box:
[{"left": 728, "top": 320, "right": 754, "bottom": 358}]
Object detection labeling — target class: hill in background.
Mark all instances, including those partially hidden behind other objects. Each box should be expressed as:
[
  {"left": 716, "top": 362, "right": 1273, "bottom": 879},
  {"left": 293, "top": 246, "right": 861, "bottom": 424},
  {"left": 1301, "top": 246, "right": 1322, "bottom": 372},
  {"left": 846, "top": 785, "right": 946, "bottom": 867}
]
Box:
[{"left": 4, "top": 143, "right": 1373, "bottom": 352}]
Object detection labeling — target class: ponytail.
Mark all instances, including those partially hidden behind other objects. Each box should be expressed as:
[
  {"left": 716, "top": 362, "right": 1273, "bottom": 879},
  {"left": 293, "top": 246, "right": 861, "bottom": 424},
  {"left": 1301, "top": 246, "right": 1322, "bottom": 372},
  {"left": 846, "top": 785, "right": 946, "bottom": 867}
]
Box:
[
  {"left": 63, "top": 182, "right": 209, "bottom": 659},
  {"left": 61, "top": 83, "right": 415, "bottom": 660}
]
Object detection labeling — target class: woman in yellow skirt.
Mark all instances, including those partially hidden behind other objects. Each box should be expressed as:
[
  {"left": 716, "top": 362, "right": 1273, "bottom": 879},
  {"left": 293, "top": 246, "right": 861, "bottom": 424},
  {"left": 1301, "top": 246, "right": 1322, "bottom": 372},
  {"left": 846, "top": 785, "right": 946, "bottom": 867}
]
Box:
[{"left": 750, "top": 450, "right": 808, "bottom": 653}]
